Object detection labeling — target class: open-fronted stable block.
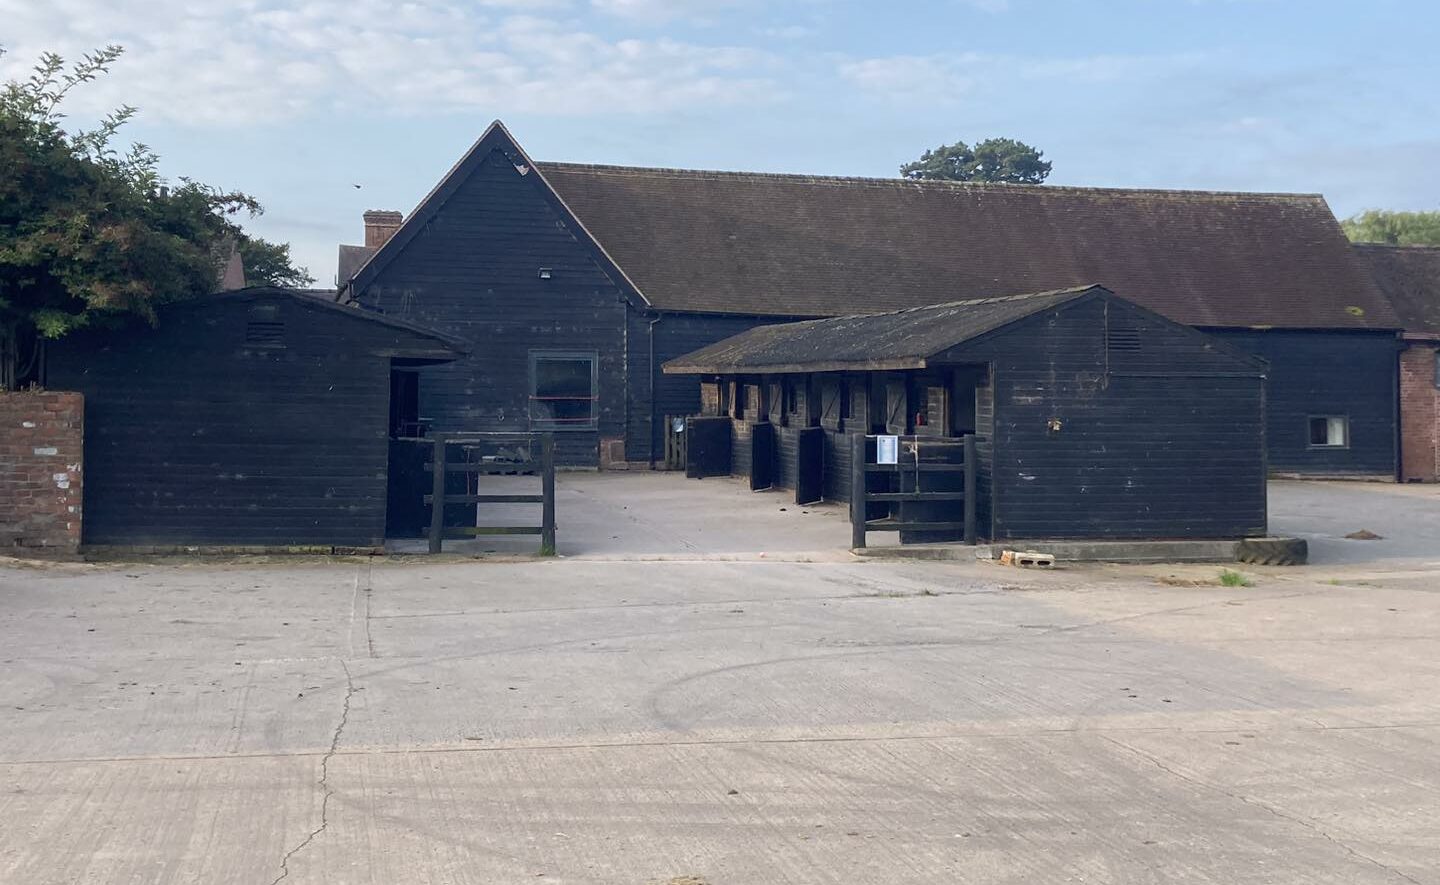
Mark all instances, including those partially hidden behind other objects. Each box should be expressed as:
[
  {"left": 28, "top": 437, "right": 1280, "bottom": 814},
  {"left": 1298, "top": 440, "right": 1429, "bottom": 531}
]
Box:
[{"left": 667, "top": 286, "right": 1270, "bottom": 545}]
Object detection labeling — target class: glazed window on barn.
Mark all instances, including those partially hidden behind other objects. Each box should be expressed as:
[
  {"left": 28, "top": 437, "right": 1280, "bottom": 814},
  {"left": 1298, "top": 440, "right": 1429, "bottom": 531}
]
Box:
[
  {"left": 1308, "top": 415, "right": 1349, "bottom": 448},
  {"left": 529, "top": 351, "right": 597, "bottom": 431}
]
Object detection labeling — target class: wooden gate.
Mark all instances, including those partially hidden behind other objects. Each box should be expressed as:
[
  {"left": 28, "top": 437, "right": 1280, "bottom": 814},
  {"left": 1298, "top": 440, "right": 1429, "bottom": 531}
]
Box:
[
  {"left": 685, "top": 416, "right": 732, "bottom": 478},
  {"left": 795, "top": 427, "right": 824, "bottom": 504},
  {"left": 849, "top": 434, "right": 976, "bottom": 549},
  {"left": 662, "top": 414, "right": 688, "bottom": 470},
  {"left": 424, "top": 432, "right": 556, "bottom": 555}
]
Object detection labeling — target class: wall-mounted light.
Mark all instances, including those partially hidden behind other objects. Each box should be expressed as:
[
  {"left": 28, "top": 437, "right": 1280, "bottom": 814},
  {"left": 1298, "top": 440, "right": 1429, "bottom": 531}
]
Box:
[{"left": 538, "top": 267, "right": 552, "bottom": 280}]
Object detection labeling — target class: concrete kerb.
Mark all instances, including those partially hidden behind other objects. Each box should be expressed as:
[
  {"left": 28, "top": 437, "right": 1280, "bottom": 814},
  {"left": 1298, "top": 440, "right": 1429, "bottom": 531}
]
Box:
[{"left": 855, "top": 538, "right": 1303, "bottom": 565}]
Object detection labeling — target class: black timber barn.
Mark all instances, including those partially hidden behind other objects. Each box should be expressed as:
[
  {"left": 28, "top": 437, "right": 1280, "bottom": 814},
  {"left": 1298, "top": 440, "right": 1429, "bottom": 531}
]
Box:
[
  {"left": 337, "top": 121, "right": 1401, "bottom": 478},
  {"left": 665, "top": 287, "right": 1269, "bottom": 541},
  {"left": 45, "top": 288, "right": 465, "bottom": 548}
]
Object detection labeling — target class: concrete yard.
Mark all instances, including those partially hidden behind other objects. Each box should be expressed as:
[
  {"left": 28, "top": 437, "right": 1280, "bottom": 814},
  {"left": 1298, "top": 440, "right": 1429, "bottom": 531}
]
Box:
[{"left": 2, "top": 477, "right": 1439, "bottom": 884}]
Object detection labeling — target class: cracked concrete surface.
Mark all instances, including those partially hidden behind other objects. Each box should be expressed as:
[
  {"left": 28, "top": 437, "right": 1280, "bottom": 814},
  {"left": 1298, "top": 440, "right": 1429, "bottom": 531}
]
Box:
[
  {"left": 2, "top": 478, "right": 1439, "bottom": 883},
  {"left": 269, "top": 659, "right": 353, "bottom": 885}
]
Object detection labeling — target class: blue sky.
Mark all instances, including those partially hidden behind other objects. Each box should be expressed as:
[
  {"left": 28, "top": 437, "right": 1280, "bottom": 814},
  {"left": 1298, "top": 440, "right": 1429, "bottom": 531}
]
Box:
[{"left": 3, "top": 0, "right": 1437, "bottom": 284}]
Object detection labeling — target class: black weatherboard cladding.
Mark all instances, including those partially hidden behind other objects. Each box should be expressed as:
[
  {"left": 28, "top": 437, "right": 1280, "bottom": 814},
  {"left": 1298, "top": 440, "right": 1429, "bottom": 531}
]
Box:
[
  {"left": 1210, "top": 329, "right": 1398, "bottom": 477},
  {"left": 626, "top": 311, "right": 795, "bottom": 463},
  {"left": 939, "top": 296, "right": 1268, "bottom": 540},
  {"left": 338, "top": 123, "right": 1399, "bottom": 477},
  {"left": 352, "top": 143, "right": 630, "bottom": 466},
  {"left": 45, "top": 291, "right": 458, "bottom": 546}
]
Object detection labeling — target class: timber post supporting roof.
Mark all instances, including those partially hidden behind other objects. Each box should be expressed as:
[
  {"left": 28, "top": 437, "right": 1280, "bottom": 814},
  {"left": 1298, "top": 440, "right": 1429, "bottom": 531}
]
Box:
[
  {"left": 1353, "top": 243, "right": 1440, "bottom": 338},
  {"left": 662, "top": 285, "right": 1267, "bottom": 376}
]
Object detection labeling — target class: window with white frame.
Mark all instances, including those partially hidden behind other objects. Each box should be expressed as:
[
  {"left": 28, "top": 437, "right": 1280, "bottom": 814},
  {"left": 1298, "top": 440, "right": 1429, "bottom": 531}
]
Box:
[
  {"left": 1308, "top": 415, "right": 1349, "bottom": 448},
  {"left": 529, "top": 351, "right": 597, "bottom": 430}
]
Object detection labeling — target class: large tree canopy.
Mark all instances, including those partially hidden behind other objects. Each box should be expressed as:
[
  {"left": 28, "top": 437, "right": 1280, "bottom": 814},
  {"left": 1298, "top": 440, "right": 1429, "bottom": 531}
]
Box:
[
  {"left": 1341, "top": 209, "right": 1440, "bottom": 247},
  {"left": 0, "top": 46, "right": 312, "bottom": 386},
  {"left": 900, "top": 137, "right": 1052, "bottom": 184}
]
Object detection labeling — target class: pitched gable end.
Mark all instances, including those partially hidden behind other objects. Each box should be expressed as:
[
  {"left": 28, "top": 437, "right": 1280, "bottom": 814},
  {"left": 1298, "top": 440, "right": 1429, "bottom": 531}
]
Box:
[{"left": 343, "top": 121, "right": 649, "bottom": 308}]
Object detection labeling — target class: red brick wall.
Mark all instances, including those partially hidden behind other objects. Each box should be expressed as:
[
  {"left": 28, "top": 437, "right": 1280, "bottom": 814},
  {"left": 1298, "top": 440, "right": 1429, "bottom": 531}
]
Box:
[
  {"left": 1400, "top": 345, "right": 1439, "bottom": 483},
  {"left": 0, "top": 391, "right": 83, "bottom": 551}
]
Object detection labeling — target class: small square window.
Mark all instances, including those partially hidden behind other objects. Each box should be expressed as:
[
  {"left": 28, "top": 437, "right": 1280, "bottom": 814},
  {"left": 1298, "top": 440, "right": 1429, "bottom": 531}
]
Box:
[
  {"left": 1308, "top": 416, "right": 1349, "bottom": 448},
  {"left": 530, "top": 352, "right": 596, "bottom": 430}
]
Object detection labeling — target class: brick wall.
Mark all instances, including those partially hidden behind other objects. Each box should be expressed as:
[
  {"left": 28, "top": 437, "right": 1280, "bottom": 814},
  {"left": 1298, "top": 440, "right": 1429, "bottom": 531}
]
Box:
[
  {"left": 1400, "top": 345, "right": 1439, "bottom": 483},
  {"left": 0, "top": 391, "right": 83, "bottom": 551}
]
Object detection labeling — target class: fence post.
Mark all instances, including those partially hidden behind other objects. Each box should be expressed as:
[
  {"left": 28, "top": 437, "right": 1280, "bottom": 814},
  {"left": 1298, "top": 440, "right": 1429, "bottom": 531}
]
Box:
[
  {"left": 428, "top": 435, "right": 447, "bottom": 554},
  {"left": 850, "top": 432, "right": 867, "bottom": 550},
  {"left": 540, "top": 433, "right": 556, "bottom": 556},
  {"left": 963, "top": 433, "right": 977, "bottom": 546}
]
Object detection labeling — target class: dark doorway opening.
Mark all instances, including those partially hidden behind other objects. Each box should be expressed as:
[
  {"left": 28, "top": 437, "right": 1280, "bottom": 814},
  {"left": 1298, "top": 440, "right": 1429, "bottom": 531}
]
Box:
[{"left": 390, "top": 369, "right": 422, "bottom": 438}]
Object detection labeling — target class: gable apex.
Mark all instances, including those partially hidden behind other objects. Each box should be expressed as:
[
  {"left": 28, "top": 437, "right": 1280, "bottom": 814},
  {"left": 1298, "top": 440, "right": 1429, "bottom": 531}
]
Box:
[{"left": 341, "top": 121, "right": 650, "bottom": 309}]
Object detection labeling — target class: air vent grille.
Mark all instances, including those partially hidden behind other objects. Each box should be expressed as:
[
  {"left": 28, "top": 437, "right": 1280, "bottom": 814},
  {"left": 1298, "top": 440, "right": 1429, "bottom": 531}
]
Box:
[
  {"left": 1107, "top": 327, "right": 1142, "bottom": 352},
  {"left": 245, "top": 321, "right": 285, "bottom": 347}
]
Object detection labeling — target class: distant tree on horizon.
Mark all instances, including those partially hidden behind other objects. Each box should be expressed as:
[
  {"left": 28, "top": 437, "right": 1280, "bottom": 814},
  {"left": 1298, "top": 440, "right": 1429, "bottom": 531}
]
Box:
[
  {"left": 1342, "top": 209, "right": 1440, "bottom": 247},
  {"left": 901, "top": 137, "right": 1051, "bottom": 184}
]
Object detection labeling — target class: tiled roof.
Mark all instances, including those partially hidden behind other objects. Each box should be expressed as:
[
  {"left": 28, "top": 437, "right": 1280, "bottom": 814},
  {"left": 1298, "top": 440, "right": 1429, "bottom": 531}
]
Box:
[
  {"left": 541, "top": 162, "right": 1398, "bottom": 330},
  {"left": 1353, "top": 243, "right": 1440, "bottom": 336},
  {"left": 664, "top": 287, "right": 1094, "bottom": 374}
]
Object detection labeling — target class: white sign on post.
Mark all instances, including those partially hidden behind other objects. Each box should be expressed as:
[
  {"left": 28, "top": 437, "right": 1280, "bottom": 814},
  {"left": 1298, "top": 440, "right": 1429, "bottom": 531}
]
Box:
[{"left": 876, "top": 435, "right": 899, "bottom": 465}]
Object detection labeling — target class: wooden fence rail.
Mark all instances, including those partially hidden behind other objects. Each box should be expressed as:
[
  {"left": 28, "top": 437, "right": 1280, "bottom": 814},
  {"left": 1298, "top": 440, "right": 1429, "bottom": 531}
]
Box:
[
  {"left": 849, "top": 433, "right": 976, "bottom": 550},
  {"left": 423, "top": 432, "right": 556, "bottom": 555}
]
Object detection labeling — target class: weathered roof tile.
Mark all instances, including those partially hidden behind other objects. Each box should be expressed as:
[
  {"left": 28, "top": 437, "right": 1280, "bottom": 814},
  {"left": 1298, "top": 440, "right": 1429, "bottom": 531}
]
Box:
[
  {"left": 541, "top": 163, "right": 1397, "bottom": 330},
  {"left": 1354, "top": 243, "right": 1440, "bottom": 336}
]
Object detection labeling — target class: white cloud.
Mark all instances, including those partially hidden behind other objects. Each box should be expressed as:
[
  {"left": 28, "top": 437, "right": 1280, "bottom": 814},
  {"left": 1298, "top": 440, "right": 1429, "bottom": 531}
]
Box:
[
  {"left": 838, "top": 50, "right": 1210, "bottom": 104},
  {"left": 589, "top": 0, "right": 749, "bottom": 24},
  {"left": 0, "top": 0, "right": 779, "bottom": 126},
  {"left": 839, "top": 54, "right": 983, "bottom": 97},
  {"left": 757, "top": 24, "right": 816, "bottom": 40}
]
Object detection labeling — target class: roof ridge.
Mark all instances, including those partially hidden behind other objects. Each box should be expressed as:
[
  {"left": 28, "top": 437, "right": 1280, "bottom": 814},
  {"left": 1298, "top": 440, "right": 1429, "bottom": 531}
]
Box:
[
  {"left": 536, "top": 161, "right": 1325, "bottom": 202},
  {"left": 784, "top": 286, "right": 1098, "bottom": 324}
]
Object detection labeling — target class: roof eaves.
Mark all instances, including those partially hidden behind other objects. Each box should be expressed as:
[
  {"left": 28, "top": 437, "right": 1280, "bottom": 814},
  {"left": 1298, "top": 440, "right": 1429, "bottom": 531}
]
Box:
[
  {"left": 203, "top": 286, "right": 471, "bottom": 355},
  {"left": 662, "top": 286, "right": 1101, "bottom": 375},
  {"left": 663, "top": 357, "right": 928, "bottom": 375}
]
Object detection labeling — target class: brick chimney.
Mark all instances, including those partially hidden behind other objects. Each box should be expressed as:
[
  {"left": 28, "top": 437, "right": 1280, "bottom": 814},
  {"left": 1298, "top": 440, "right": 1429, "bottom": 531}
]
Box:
[{"left": 363, "top": 210, "right": 403, "bottom": 249}]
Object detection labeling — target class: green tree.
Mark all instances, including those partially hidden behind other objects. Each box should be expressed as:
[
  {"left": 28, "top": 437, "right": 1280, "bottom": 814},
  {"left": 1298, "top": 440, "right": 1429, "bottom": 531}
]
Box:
[
  {"left": 0, "top": 46, "right": 312, "bottom": 388},
  {"left": 237, "top": 238, "right": 313, "bottom": 289},
  {"left": 1341, "top": 209, "right": 1440, "bottom": 247},
  {"left": 900, "top": 137, "right": 1052, "bottom": 184}
]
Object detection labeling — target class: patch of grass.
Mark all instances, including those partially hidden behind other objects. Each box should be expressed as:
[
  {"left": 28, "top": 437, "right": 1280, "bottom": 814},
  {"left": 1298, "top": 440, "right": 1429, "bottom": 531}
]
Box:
[{"left": 1219, "top": 569, "right": 1253, "bottom": 588}]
